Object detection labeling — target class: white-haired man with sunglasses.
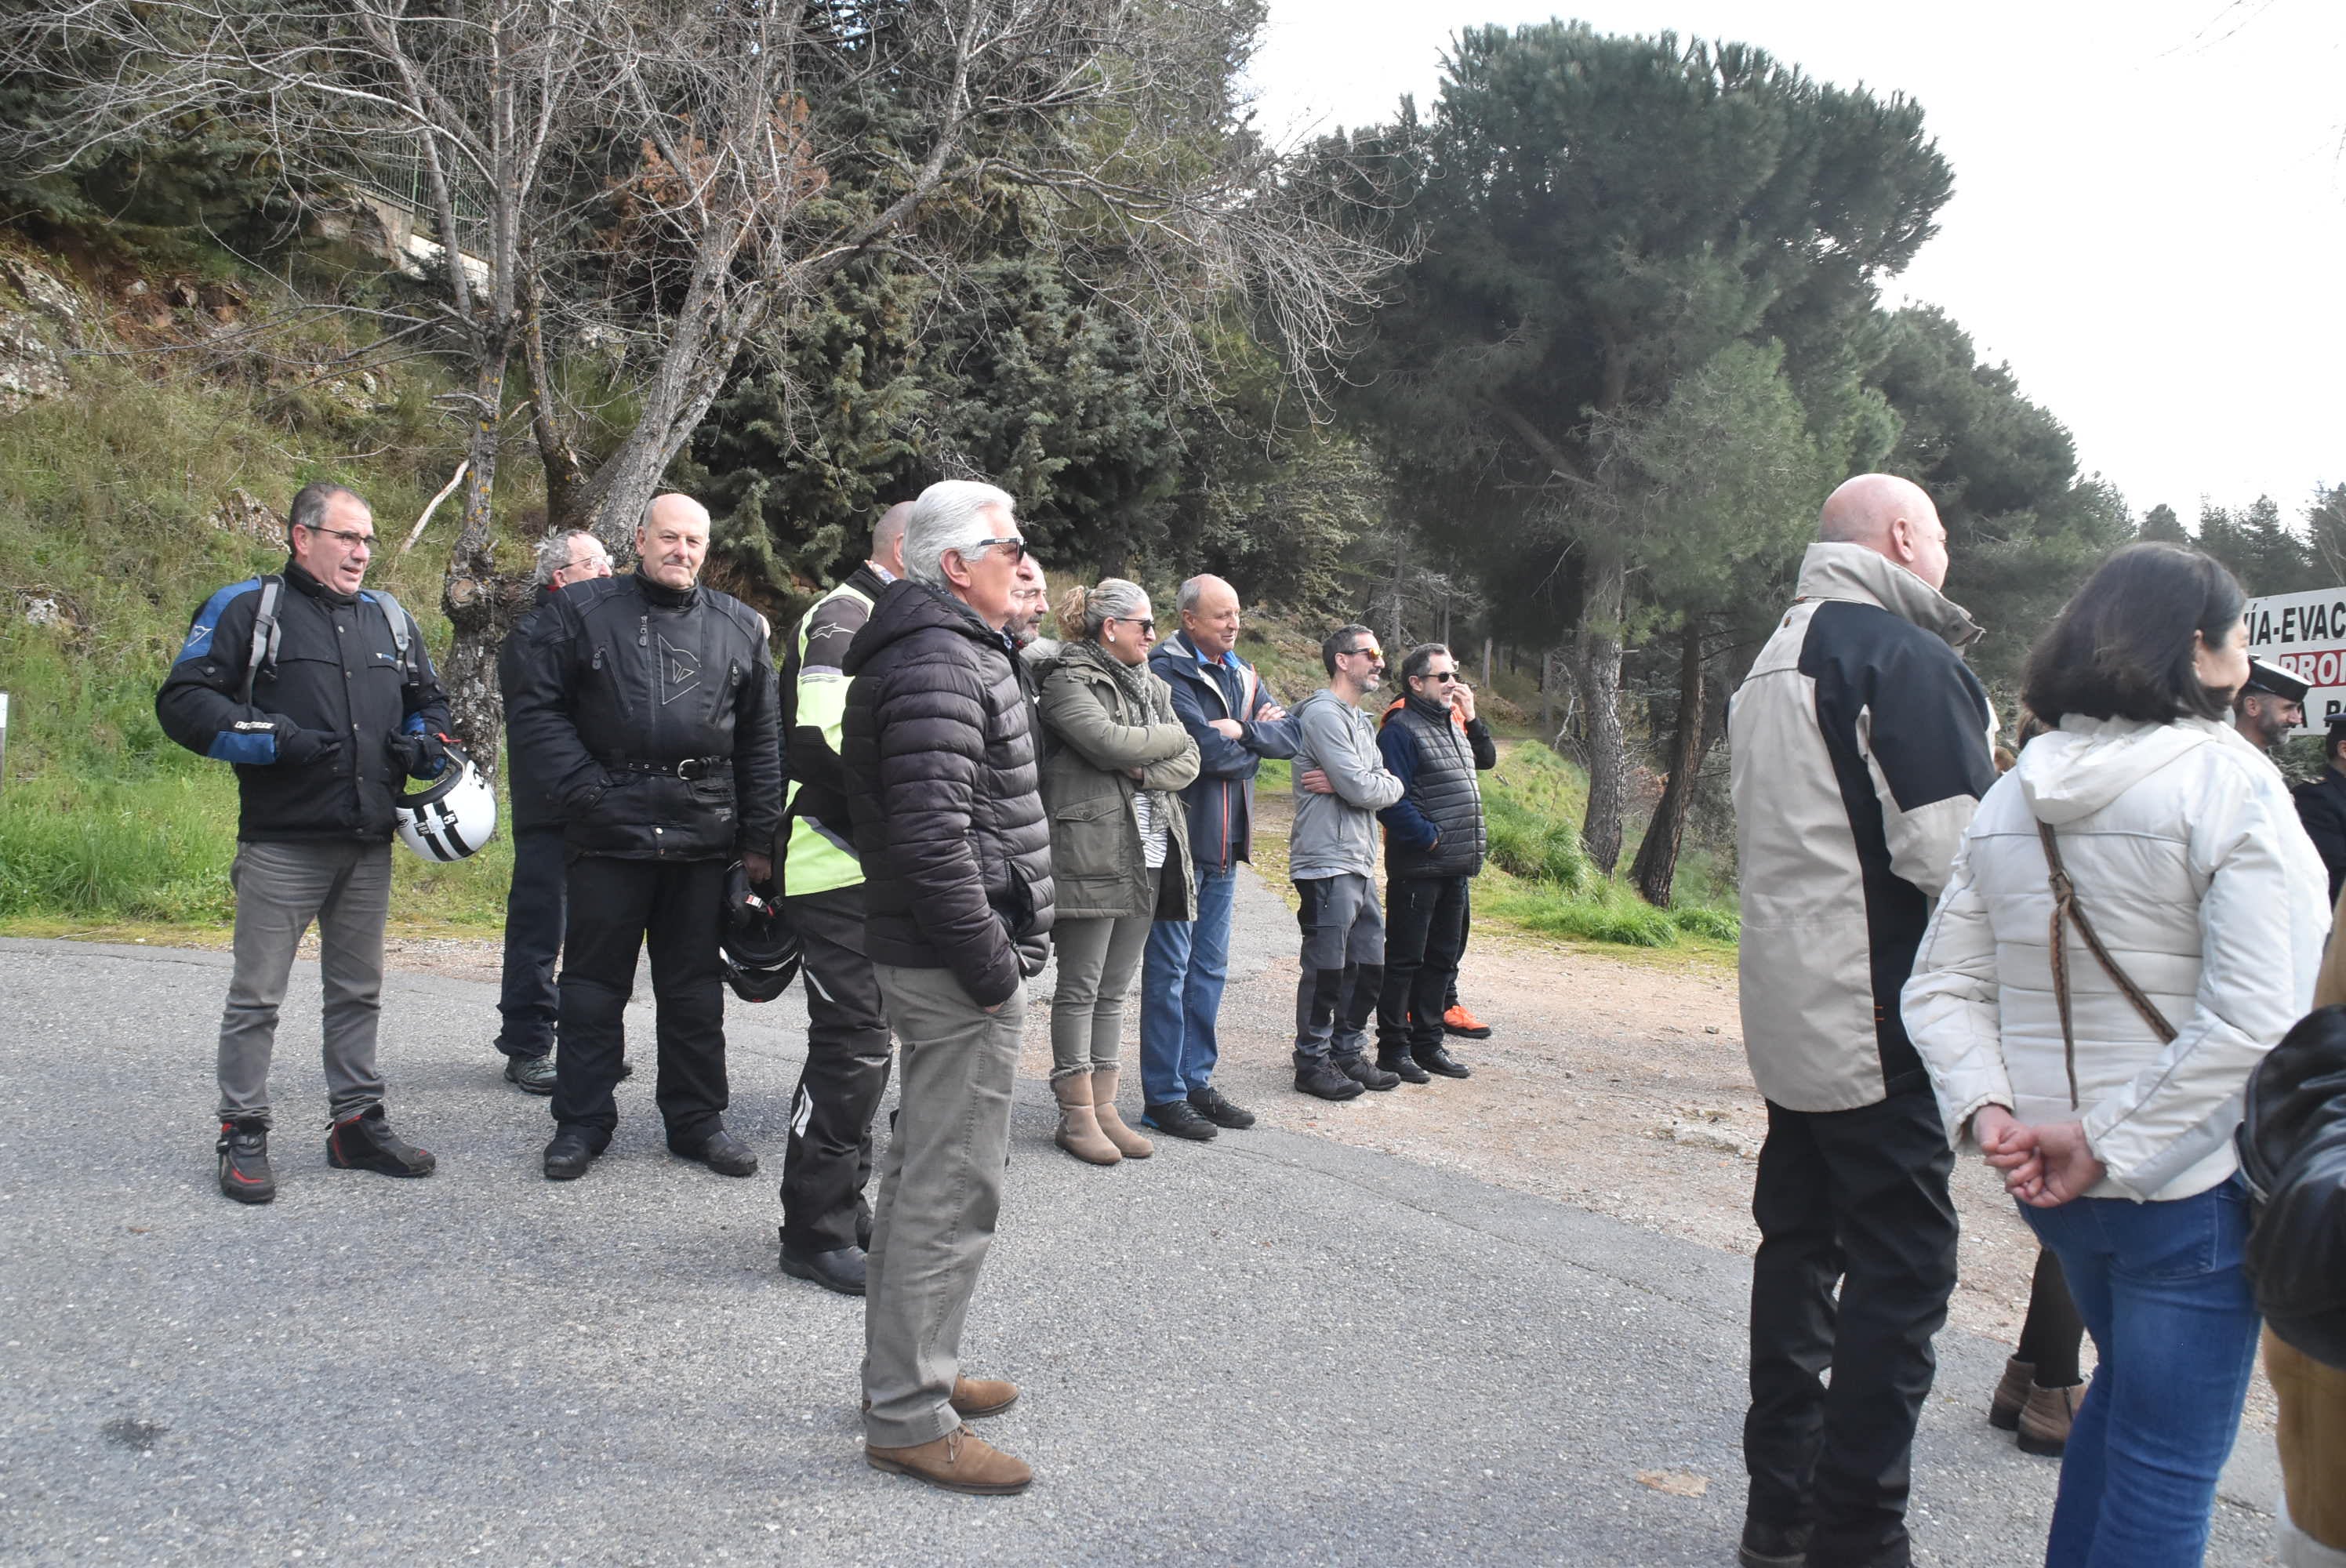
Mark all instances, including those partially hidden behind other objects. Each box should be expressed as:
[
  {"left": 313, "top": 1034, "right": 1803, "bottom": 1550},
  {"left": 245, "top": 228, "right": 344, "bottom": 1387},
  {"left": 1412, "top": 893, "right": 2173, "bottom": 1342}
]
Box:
[{"left": 842, "top": 478, "right": 1054, "bottom": 1496}]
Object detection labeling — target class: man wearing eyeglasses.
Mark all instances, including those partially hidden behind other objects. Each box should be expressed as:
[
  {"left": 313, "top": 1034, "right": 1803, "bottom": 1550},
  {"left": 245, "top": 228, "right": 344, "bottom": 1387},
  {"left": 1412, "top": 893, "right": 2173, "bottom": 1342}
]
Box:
[
  {"left": 158, "top": 481, "right": 451, "bottom": 1203},
  {"left": 1372, "top": 644, "right": 1496, "bottom": 1083},
  {"left": 843, "top": 479, "right": 1053, "bottom": 1496},
  {"left": 1287, "top": 625, "right": 1407, "bottom": 1100},
  {"left": 489, "top": 530, "right": 616, "bottom": 1093}
]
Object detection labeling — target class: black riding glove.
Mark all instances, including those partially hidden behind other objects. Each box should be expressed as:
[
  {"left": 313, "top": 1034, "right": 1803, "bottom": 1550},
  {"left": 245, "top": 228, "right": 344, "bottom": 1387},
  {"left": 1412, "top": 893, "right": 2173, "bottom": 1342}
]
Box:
[
  {"left": 275, "top": 724, "right": 346, "bottom": 768},
  {"left": 387, "top": 731, "right": 450, "bottom": 779}
]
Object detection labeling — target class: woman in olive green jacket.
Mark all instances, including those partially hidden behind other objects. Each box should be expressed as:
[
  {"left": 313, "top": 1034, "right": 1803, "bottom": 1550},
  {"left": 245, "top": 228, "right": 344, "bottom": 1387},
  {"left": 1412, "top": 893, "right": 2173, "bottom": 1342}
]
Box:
[{"left": 1033, "top": 579, "right": 1200, "bottom": 1165}]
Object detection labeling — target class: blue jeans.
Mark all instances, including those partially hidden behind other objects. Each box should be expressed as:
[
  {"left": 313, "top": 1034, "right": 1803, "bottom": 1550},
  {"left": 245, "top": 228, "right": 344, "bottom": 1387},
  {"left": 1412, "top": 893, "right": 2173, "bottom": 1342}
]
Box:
[
  {"left": 2021, "top": 1177, "right": 2261, "bottom": 1568},
  {"left": 1138, "top": 862, "right": 1237, "bottom": 1105}
]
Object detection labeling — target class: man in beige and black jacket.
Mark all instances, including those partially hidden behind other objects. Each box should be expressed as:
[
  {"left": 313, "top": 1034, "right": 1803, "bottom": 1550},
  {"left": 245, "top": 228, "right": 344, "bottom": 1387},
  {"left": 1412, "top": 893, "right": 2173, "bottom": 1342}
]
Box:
[{"left": 1727, "top": 474, "right": 1998, "bottom": 1568}]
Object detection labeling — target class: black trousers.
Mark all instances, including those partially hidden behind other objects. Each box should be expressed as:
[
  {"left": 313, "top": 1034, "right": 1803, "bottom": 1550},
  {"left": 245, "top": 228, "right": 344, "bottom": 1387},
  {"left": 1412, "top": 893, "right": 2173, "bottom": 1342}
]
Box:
[
  {"left": 1376, "top": 873, "right": 1469, "bottom": 1056},
  {"left": 779, "top": 887, "right": 894, "bottom": 1254},
  {"left": 494, "top": 824, "right": 567, "bottom": 1059},
  {"left": 1444, "top": 892, "right": 1470, "bottom": 1012},
  {"left": 1745, "top": 1087, "right": 1957, "bottom": 1565},
  {"left": 551, "top": 855, "right": 729, "bottom": 1142}
]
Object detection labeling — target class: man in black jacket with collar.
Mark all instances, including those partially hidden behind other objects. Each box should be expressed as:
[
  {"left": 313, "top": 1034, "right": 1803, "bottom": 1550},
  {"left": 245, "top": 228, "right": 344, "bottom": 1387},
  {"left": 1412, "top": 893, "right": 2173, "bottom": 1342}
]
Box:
[
  {"left": 158, "top": 481, "right": 450, "bottom": 1203},
  {"left": 492, "top": 528, "right": 613, "bottom": 1093},
  {"left": 506, "top": 493, "right": 783, "bottom": 1182}
]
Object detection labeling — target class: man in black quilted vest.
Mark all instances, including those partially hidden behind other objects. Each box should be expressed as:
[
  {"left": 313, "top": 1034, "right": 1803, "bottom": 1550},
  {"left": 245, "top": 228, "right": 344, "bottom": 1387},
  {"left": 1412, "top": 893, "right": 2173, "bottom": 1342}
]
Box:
[
  {"left": 1373, "top": 643, "right": 1496, "bottom": 1083},
  {"left": 844, "top": 479, "right": 1053, "bottom": 1496}
]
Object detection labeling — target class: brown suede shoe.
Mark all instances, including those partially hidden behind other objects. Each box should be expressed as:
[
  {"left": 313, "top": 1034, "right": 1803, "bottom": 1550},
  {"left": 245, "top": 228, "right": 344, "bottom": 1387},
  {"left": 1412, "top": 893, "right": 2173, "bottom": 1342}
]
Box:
[
  {"left": 866, "top": 1425, "right": 1033, "bottom": 1494},
  {"left": 950, "top": 1375, "right": 1020, "bottom": 1418},
  {"left": 2017, "top": 1381, "right": 2083, "bottom": 1457}
]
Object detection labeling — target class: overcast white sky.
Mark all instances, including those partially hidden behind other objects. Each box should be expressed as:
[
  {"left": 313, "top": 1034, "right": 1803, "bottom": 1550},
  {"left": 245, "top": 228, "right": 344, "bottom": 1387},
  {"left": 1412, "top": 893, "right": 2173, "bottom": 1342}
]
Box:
[{"left": 1244, "top": 0, "right": 2346, "bottom": 526}]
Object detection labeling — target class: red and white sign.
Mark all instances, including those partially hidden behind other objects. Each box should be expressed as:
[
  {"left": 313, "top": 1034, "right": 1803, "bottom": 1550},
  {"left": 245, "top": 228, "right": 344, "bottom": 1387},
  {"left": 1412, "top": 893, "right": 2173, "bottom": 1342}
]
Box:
[{"left": 2246, "top": 586, "right": 2346, "bottom": 733}]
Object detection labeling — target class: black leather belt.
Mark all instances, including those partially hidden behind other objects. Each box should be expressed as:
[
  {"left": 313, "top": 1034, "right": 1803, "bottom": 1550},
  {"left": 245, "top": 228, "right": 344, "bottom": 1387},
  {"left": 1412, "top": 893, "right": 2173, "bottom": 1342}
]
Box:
[{"left": 607, "top": 756, "right": 726, "bottom": 781}]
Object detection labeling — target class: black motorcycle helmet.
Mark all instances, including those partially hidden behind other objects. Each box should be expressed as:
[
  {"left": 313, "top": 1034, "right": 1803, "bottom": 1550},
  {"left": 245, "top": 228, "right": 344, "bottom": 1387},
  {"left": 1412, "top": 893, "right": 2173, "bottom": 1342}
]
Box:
[{"left": 721, "top": 861, "right": 801, "bottom": 1004}]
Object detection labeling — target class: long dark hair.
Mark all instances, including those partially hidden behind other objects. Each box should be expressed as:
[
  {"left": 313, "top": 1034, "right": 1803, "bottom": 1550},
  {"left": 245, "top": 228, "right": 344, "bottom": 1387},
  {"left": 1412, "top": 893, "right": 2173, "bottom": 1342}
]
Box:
[{"left": 2021, "top": 543, "right": 2245, "bottom": 727}]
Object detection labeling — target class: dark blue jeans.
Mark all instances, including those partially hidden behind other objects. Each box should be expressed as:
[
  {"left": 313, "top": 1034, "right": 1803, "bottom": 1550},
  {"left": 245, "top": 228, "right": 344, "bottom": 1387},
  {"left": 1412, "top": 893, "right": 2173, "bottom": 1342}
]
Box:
[
  {"left": 493, "top": 824, "right": 566, "bottom": 1059},
  {"left": 1138, "top": 862, "right": 1237, "bottom": 1105},
  {"left": 2021, "top": 1176, "right": 2261, "bottom": 1568}
]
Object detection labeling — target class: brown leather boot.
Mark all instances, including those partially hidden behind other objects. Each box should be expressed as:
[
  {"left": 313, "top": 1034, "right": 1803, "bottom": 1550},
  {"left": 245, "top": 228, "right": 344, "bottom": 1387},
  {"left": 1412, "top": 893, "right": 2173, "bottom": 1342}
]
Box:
[
  {"left": 1989, "top": 1356, "right": 2033, "bottom": 1431},
  {"left": 950, "top": 1375, "right": 1020, "bottom": 1418},
  {"left": 1089, "top": 1065, "right": 1153, "bottom": 1159},
  {"left": 1051, "top": 1073, "right": 1121, "bottom": 1165},
  {"left": 2017, "top": 1381, "right": 2083, "bottom": 1457},
  {"left": 866, "top": 1425, "right": 1033, "bottom": 1494}
]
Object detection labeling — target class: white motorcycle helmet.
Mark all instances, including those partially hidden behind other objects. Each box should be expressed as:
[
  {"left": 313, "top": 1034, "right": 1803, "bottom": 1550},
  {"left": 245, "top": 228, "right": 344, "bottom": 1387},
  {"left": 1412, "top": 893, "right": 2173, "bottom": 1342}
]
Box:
[{"left": 395, "top": 743, "right": 499, "bottom": 862}]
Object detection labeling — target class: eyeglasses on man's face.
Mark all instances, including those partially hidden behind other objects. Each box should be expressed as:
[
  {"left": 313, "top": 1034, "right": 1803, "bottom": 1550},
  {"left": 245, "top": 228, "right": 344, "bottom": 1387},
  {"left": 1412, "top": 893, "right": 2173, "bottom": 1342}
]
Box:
[
  {"left": 1422, "top": 670, "right": 1459, "bottom": 684},
  {"left": 1343, "top": 644, "right": 1385, "bottom": 664},
  {"left": 301, "top": 523, "right": 376, "bottom": 550}
]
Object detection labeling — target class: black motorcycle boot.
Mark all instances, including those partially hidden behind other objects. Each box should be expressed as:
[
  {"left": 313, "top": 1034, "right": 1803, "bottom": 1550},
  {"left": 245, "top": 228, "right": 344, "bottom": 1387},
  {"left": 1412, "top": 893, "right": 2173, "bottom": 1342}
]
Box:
[
  {"left": 216, "top": 1118, "right": 277, "bottom": 1204},
  {"left": 326, "top": 1107, "right": 438, "bottom": 1178}
]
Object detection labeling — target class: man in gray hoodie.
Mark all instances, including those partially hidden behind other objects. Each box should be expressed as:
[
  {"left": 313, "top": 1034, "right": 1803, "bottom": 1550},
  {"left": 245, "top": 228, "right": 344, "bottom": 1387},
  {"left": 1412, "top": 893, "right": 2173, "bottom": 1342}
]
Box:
[{"left": 1287, "top": 624, "right": 1406, "bottom": 1101}]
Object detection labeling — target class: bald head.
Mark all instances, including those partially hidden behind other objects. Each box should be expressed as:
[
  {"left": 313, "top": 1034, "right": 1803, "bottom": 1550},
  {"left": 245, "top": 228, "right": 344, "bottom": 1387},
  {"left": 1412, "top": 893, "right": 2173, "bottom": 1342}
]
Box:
[
  {"left": 1179, "top": 573, "right": 1244, "bottom": 659},
  {"left": 872, "top": 502, "right": 912, "bottom": 577},
  {"left": 636, "top": 492, "right": 711, "bottom": 590},
  {"left": 1819, "top": 474, "right": 1950, "bottom": 591}
]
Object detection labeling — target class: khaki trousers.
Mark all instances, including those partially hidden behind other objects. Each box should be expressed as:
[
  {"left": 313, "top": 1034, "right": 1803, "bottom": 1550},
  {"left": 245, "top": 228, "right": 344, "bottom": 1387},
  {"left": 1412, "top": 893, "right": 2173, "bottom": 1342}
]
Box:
[
  {"left": 861, "top": 962, "right": 1026, "bottom": 1449},
  {"left": 2270, "top": 1329, "right": 2346, "bottom": 1566}
]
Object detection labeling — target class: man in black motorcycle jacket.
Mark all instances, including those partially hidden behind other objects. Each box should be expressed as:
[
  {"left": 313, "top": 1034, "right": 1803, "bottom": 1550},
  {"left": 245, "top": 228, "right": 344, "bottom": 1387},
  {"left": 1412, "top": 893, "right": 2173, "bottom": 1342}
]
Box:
[{"left": 505, "top": 493, "right": 785, "bottom": 1182}]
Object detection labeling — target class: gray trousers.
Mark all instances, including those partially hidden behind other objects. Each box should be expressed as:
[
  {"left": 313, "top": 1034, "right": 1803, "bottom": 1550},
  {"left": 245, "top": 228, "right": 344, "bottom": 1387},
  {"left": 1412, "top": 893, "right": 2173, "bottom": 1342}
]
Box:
[
  {"left": 1047, "top": 913, "right": 1151, "bottom": 1080},
  {"left": 863, "top": 961, "right": 1026, "bottom": 1449},
  {"left": 216, "top": 839, "right": 392, "bottom": 1126},
  {"left": 1292, "top": 871, "right": 1384, "bottom": 1062}
]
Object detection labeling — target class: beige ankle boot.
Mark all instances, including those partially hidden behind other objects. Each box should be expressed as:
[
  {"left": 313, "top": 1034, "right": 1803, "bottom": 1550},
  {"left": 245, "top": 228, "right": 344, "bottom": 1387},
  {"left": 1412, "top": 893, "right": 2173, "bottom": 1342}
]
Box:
[
  {"left": 2017, "top": 1381, "right": 2083, "bottom": 1457},
  {"left": 1089, "top": 1065, "right": 1153, "bottom": 1159},
  {"left": 1989, "top": 1356, "right": 2033, "bottom": 1431},
  {"left": 1051, "top": 1073, "right": 1121, "bottom": 1165}
]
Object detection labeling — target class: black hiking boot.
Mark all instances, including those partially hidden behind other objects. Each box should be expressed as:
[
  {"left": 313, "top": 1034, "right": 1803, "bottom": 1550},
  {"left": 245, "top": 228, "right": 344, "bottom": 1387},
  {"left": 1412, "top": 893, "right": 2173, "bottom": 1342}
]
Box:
[
  {"left": 503, "top": 1052, "right": 557, "bottom": 1094},
  {"left": 1294, "top": 1058, "right": 1366, "bottom": 1101},
  {"left": 216, "top": 1118, "right": 277, "bottom": 1204},
  {"left": 1338, "top": 1054, "right": 1400, "bottom": 1091}
]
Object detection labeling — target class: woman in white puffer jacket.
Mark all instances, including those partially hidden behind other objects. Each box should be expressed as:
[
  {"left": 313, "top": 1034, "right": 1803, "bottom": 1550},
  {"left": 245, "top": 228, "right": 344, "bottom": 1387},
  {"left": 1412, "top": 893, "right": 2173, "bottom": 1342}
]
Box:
[{"left": 1905, "top": 543, "right": 2330, "bottom": 1568}]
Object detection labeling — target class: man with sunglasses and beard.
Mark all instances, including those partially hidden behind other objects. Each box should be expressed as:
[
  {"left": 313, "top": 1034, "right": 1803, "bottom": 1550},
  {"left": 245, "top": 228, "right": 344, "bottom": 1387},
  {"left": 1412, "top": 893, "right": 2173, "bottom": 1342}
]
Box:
[{"left": 1373, "top": 643, "right": 1496, "bottom": 1083}]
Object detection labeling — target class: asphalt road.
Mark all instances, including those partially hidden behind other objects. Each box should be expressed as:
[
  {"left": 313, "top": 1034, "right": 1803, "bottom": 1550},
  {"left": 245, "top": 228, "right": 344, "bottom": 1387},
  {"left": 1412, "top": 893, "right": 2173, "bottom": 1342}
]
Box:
[{"left": 0, "top": 906, "right": 2286, "bottom": 1566}]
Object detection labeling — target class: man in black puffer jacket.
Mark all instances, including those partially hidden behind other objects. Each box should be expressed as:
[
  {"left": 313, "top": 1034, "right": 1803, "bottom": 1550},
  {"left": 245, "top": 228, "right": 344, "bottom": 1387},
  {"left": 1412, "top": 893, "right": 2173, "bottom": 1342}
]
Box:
[
  {"left": 1374, "top": 642, "right": 1496, "bottom": 1083},
  {"left": 505, "top": 494, "right": 783, "bottom": 1184},
  {"left": 844, "top": 479, "right": 1051, "bottom": 1497}
]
